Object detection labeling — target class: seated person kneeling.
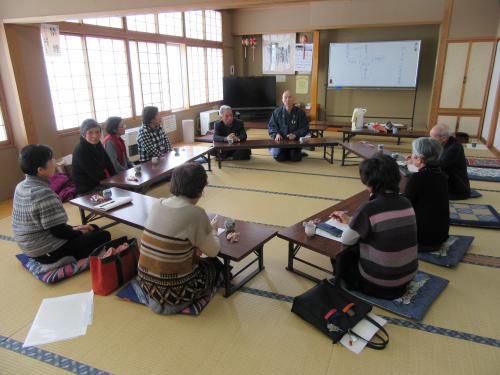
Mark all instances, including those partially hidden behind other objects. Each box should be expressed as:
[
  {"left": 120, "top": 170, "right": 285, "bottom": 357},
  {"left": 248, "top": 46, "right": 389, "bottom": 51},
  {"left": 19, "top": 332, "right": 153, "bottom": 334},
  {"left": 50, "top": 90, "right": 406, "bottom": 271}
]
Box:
[
  {"left": 12, "top": 144, "right": 111, "bottom": 265},
  {"left": 213, "top": 105, "right": 251, "bottom": 160},
  {"left": 404, "top": 137, "right": 449, "bottom": 252},
  {"left": 103, "top": 116, "right": 133, "bottom": 173},
  {"left": 330, "top": 154, "right": 418, "bottom": 300},
  {"left": 138, "top": 162, "right": 222, "bottom": 315},
  {"left": 430, "top": 123, "right": 471, "bottom": 200},
  {"left": 72, "top": 119, "right": 116, "bottom": 195},
  {"left": 268, "top": 90, "right": 309, "bottom": 162}
]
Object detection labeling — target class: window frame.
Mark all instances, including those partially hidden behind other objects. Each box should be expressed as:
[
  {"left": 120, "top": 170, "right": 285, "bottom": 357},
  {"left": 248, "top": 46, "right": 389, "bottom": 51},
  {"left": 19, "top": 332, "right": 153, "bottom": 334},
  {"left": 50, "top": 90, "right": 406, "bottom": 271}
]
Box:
[
  {"left": 0, "top": 74, "right": 14, "bottom": 147},
  {"left": 47, "top": 15, "right": 223, "bottom": 134}
]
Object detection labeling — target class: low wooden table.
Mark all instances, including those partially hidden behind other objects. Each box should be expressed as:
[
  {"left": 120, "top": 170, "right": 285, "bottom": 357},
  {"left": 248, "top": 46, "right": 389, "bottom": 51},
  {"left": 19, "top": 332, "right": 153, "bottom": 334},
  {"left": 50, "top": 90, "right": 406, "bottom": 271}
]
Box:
[
  {"left": 212, "top": 138, "right": 339, "bottom": 168},
  {"left": 277, "top": 190, "right": 370, "bottom": 283},
  {"left": 309, "top": 120, "right": 350, "bottom": 131},
  {"left": 102, "top": 146, "right": 212, "bottom": 193},
  {"left": 70, "top": 188, "right": 277, "bottom": 297},
  {"left": 342, "top": 127, "right": 427, "bottom": 145}
]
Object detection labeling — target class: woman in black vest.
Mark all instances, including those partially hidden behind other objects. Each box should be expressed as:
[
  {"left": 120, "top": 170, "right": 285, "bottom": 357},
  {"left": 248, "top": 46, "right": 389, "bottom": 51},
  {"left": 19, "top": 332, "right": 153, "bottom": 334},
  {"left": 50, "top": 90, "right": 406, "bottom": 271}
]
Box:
[{"left": 404, "top": 137, "right": 449, "bottom": 252}]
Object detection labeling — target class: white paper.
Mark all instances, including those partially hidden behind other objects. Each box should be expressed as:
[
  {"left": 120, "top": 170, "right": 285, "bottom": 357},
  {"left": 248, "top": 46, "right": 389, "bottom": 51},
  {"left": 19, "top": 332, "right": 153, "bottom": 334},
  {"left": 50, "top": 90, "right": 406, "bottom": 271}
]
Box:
[
  {"left": 217, "top": 228, "right": 226, "bottom": 236},
  {"left": 40, "top": 24, "right": 60, "bottom": 56},
  {"left": 295, "top": 43, "right": 313, "bottom": 72},
  {"left": 95, "top": 196, "right": 132, "bottom": 211},
  {"left": 340, "top": 312, "right": 387, "bottom": 354},
  {"left": 24, "top": 291, "right": 94, "bottom": 348},
  {"left": 162, "top": 114, "right": 177, "bottom": 133},
  {"left": 315, "top": 219, "right": 349, "bottom": 243}
]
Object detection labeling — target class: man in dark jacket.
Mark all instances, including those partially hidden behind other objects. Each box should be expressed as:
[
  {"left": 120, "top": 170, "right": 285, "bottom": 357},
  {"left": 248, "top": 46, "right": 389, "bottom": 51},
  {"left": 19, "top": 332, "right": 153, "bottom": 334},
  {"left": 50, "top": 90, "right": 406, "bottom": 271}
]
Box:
[
  {"left": 430, "top": 124, "right": 471, "bottom": 200},
  {"left": 268, "top": 90, "right": 309, "bottom": 162},
  {"left": 213, "top": 105, "right": 250, "bottom": 160}
]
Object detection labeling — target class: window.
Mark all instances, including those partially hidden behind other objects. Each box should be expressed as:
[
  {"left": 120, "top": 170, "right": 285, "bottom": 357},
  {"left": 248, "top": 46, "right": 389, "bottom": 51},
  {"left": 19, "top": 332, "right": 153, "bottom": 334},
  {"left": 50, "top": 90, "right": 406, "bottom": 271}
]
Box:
[
  {"left": 158, "top": 12, "right": 183, "bottom": 37},
  {"left": 129, "top": 41, "right": 170, "bottom": 112},
  {"left": 207, "top": 48, "right": 223, "bottom": 102},
  {"left": 126, "top": 14, "right": 156, "bottom": 33},
  {"left": 205, "top": 11, "right": 222, "bottom": 42},
  {"left": 44, "top": 35, "right": 93, "bottom": 130},
  {"left": 83, "top": 17, "right": 123, "bottom": 28},
  {"left": 166, "top": 44, "right": 185, "bottom": 110},
  {"left": 86, "top": 37, "right": 132, "bottom": 122},
  {"left": 184, "top": 11, "right": 203, "bottom": 40},
  {"left": 0, "top": 102, "right": 7, "bottom": 142},
  {"left": 186, "top": 47, "right": 207, "bottom": 105},
  {"left": 46, "top": 10, "right": 224, "bottom": 130}
]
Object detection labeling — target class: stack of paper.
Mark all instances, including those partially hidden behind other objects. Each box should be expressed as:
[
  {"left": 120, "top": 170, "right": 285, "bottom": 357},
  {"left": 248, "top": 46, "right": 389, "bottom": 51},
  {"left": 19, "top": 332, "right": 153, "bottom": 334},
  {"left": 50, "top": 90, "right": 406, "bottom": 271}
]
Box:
[
  {"left": 23, "top": 291, "right": 94, "bottom": 347},
  {"left": 315, "top": 219, "right": 349, "bottom": 243},
  {"left": 340, "top": 312, "right": 387, "bottom": 354},
  {"left": 95, "top": 196, "right": 132, "bottom": 211}
]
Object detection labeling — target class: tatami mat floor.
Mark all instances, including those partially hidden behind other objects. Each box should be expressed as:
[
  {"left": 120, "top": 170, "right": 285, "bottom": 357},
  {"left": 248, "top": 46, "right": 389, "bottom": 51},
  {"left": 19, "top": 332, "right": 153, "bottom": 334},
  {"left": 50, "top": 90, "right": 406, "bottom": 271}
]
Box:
[{"left": 1, "top": 129, "right": 499, "bottom": 374}]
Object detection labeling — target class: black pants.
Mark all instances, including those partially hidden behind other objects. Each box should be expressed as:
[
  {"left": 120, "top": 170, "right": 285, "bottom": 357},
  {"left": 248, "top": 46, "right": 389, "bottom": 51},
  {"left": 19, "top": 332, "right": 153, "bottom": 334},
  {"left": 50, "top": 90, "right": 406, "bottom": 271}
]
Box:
[
  {"left": 331, "top": 246, "right": 408, "bottom": 300},
  {"left": 34, "top": 230, "right": 111, "bottom": 264},
  {"left": 274, "top": 148, "right": 302, "bottom": 162},
  {"left": 221, "top": 149, "right": 251, "bottom": 160}
]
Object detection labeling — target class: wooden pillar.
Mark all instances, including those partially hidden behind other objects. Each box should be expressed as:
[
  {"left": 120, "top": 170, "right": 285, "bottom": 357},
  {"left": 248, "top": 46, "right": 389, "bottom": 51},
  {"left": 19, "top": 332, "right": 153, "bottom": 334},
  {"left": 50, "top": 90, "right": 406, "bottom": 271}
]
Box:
[
  {"left": 310, "top": 30, "right": 320, "bottom": 121},
  {"left": 428, "top": 0, "right": 453, "bottom": 128}
]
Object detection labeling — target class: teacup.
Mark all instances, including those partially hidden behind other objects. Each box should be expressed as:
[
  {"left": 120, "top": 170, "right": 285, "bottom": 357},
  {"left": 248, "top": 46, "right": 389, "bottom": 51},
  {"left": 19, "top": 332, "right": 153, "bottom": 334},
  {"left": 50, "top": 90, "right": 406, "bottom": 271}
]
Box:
[
  {"left": 174, "top": 147, "right": 180, "bottom": 156},
  {"left": 392, "top": 127, "right": 399, "bottom": 134},
  {"left": 303, "top": 222, "right": 316, "bottom": 237},
  {"left": 227, "top": 138, "right": 234, "bottom": 145},
  {"left": 152, "top": 156, "right": 159, "bottom": 164},
  {"left": 133, "top": 164, "right": 142, "bottom": 174},
  {"left": 377, "top": 144, "right": 384, "bottom": 152},
  {"left": 102, "top": 189, "right": 112, "bottom": 199}
]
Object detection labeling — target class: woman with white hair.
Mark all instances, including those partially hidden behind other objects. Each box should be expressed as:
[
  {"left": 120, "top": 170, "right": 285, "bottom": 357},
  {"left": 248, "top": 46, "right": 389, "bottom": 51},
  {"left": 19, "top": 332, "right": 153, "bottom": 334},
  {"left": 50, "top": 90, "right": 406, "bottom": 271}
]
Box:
[{"left": 404, "top": 137, "right": 449, "bottom": 252}]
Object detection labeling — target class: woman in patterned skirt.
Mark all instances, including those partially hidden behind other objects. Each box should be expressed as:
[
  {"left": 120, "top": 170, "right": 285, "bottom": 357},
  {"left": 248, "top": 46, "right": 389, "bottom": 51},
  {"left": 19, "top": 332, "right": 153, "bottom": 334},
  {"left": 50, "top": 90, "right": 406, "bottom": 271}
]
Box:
[{"left": 138, "top": 162, "right": 221, "bottom": 314}]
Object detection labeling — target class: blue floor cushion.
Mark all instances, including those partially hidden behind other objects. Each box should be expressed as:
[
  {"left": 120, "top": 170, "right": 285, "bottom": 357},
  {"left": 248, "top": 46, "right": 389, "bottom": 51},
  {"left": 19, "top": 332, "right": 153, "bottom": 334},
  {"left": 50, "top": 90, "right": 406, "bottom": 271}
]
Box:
[
  {"left": 116, "top": 278, "right": 214, "bottom": 316},
  {"left": 468, "top": 167, "right": 500, "bottom": 182},
  {"left": 450, "top": 203, "right": 500, "bottom": 229},
  {"left": 418, "top": 235, "right": 474, "bottom": 267},
  {"left": 344, "top": 271, "right": 449, "bottom": 321},
  {"left": 16, "top": 254, "right": 90, "bottom": 283}
]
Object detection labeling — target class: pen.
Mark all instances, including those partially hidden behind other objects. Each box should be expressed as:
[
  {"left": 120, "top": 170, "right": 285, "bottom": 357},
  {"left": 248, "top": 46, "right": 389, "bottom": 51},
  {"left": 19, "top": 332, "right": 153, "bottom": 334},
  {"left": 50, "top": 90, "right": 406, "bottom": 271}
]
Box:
[{"left": 98, "top": 200, "right": 115, "bottom": 208}]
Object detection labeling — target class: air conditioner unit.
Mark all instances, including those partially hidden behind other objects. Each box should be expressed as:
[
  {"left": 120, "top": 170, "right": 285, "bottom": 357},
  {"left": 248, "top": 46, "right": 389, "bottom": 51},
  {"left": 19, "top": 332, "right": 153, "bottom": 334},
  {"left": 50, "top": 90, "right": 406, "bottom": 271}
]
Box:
[
  {"left": 123, "top": 127, "right": 140, "bottom": 157},
  {"left": 200, "top": 109, "right": 219, "bottom": 135}
]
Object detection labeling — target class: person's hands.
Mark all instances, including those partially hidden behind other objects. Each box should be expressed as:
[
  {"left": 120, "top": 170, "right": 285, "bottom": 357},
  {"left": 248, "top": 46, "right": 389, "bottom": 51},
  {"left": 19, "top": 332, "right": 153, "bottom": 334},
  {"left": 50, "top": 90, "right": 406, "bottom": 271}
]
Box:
[
  {"left": 210, "top": 215, "right": 219, "bottom": 230},
  {"left": 275, "top": 133, "right": 283, "bottom": 142},
  {"left": 234, "top": 136, "right": 240, "bottom": 142},
  {"left": 73, "top": 224, "right": 95, "bottom": 233},
  {"left": 329, "top": 211, "right": 350, "bottom": 224},
  {"left": 287, "top": 133, "right": 296, "bottom": 140},
  {"left": 227, "top": 133, "right": 236, "bottom": 140}
]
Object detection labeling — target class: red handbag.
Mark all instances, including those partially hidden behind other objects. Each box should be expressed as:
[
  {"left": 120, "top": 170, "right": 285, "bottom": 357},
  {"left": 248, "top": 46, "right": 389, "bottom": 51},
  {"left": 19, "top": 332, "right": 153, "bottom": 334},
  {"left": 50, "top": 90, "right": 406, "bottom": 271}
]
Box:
[{"left": 90, "top": 236, "right": 139, "bottom": 296}]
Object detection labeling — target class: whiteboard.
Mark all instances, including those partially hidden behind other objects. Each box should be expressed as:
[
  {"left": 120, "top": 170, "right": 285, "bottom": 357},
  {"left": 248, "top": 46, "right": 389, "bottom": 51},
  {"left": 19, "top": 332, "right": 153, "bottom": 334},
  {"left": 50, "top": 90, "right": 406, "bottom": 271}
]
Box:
[{"left": 328, "top": 41, "right": 421, "bottom": 88}]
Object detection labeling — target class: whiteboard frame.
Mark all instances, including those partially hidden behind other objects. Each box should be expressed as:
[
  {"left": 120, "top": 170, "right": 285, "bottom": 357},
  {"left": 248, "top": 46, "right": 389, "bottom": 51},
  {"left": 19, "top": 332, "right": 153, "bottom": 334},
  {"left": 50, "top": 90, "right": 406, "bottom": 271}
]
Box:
[{"left": 327, "top": 40, "right": 422, "bottom": 88}]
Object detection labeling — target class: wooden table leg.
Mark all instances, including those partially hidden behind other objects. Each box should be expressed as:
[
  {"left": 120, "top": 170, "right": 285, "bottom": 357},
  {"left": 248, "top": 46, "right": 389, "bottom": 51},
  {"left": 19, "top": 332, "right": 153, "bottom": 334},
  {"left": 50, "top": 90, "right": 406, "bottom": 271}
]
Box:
[{"left": 79, "top": 207, "right": 87, "bottom": 224}]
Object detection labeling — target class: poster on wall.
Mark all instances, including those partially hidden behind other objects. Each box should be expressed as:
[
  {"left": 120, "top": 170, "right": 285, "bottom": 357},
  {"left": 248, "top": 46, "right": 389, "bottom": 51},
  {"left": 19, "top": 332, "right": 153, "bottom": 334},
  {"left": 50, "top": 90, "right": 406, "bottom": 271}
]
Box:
[
  {"left": 262, "top": 33, "right": 296, "bottom": 75},
  {"left": 41, "top": 24, "right": 61, "bottom": 56},
  {"left": 295, "top": 43, "right": 313, "bottom": 72}
]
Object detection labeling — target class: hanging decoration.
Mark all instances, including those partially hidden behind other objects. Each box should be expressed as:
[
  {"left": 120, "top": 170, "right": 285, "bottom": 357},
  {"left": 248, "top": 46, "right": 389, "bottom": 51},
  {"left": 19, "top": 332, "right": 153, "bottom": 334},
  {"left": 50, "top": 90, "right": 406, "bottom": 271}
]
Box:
[
  {"left": 241, "top": 36, "right": 250, "bottom": 59},
  {"left": 299, "top": 34, "right": 309, "bottom": 59},
  {"left": 249, "top": 36, "right": 257, "bottom": 61}
]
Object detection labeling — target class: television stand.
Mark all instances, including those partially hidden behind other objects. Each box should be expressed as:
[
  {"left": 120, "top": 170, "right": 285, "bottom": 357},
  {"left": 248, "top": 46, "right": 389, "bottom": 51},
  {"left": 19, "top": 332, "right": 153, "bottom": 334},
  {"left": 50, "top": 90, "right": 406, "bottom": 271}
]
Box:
[{"left": 233, "top": 107, "right": 275, "bottom": 121}]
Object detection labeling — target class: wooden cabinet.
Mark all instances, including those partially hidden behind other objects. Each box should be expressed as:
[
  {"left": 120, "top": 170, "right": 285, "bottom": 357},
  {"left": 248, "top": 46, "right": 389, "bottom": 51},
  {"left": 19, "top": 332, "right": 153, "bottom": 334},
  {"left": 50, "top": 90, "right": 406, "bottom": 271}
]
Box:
[{"left": 436, "top": 40, "right": 495, "bottom": 137}]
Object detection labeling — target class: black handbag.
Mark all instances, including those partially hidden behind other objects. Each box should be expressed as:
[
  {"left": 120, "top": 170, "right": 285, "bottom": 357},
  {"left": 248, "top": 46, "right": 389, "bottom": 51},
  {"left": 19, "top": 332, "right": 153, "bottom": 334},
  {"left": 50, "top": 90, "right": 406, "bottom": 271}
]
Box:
[{"left": 291, "top": 279, "right": 389, "bottom": 350}]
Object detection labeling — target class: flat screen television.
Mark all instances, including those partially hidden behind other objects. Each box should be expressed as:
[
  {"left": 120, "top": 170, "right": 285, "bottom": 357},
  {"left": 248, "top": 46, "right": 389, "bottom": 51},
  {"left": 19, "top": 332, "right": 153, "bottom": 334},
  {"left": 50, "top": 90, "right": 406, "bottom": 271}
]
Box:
[{"left": 223, "top": 76, "right": 276, "bottom": 109}]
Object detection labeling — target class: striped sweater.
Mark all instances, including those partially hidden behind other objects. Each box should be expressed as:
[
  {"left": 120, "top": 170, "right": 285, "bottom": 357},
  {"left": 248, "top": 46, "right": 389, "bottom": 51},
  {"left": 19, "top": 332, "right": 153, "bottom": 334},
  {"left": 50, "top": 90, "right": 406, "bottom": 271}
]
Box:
[
  {"left": 12, "top": 175, "right": 68, "bottom": 257},
  {"left": 138, "top": 196, "right": 220, "bottom": 281},
  {"left": 349, "top": 193, "right": 418, "bottom": 290}
]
